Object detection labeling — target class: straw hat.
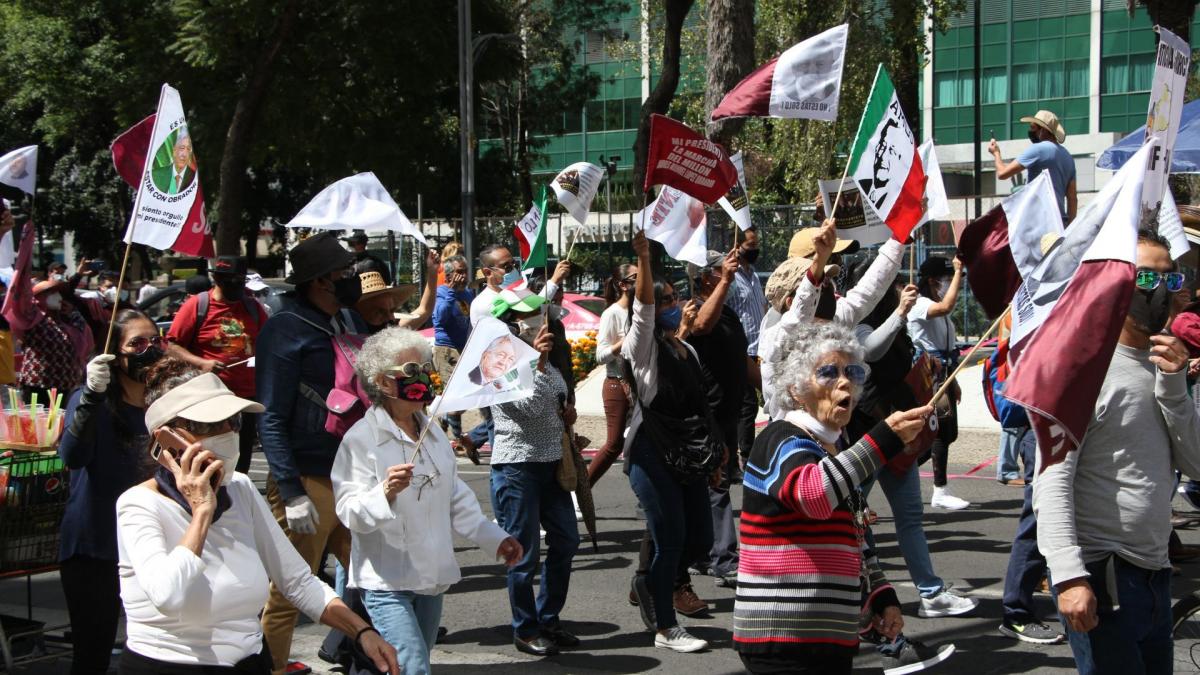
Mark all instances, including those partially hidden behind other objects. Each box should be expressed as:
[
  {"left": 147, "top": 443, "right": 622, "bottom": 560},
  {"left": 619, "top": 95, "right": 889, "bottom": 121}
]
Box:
[
  {"left": 358, "top": 271, "right": 416, "bottom": 304},
  {"left": 1020, "top": 110, "right": 1067, "bottom": 144}
]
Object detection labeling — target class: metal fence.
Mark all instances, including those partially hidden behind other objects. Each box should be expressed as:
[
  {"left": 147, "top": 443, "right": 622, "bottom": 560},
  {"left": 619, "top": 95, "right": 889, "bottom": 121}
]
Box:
[{"left": 384, "top": 204, "right": 988, "bottom": 339}]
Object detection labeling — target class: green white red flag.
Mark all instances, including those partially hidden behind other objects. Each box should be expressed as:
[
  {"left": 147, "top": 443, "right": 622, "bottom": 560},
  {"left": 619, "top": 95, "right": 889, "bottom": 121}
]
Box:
[
  {"left": 847, "top": 66, "right": 925, "bottom": 243},
  {"left": 514, "top": 186, "right": 548, "bottom": 271}
]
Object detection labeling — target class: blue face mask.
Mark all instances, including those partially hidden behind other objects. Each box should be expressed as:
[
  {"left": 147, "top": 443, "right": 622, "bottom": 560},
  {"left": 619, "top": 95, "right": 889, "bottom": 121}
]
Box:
[
  {"left": 657, "top": 304, "right": 683, "bottom": 330},
  {"left": 501, "top": 268, "right": 522, "bottom": 286}
]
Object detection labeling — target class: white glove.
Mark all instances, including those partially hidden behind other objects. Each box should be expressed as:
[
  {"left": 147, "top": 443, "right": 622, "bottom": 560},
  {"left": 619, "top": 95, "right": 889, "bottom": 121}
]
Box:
[
  {"left": 284, "top": 495, "right": 319, "bottom": 535},
  {"left": 86, "top": 354, "right": 115, "bottom": 393}
]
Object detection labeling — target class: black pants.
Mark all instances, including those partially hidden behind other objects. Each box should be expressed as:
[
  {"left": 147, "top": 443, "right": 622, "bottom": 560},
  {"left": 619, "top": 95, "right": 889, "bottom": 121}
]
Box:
[
  {"left": 60, "top": 555, "right": 121, "bottom": 675},
  {"left": 706, "top": 422, "right": 740, "bottom": 575},
  {"left": 237, "top": 411, "right": 259, "bottom": 474},
  {"left": 737, "top": 387, "right": 758, "bottom": 461},
  {"left": 119, "top": 647, "right": 271, "bottom": 674},
  {"left": 740, "top": 649, "right": 853, "bottom": 674}
]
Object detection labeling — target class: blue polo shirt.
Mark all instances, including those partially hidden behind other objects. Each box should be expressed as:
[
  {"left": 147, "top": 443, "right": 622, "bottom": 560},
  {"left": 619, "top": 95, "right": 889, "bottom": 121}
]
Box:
[{"left": 434, "top": 285, "right": 474, "bottom": 351}]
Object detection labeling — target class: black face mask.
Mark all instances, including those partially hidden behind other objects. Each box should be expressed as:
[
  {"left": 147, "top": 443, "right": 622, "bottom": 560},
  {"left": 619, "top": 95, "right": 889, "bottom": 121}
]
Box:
[
  {"left": 1128, "top": 284, "right": 1172, "bottom": 334},
  {"left": 332, "top": 275, "right": 362, "bottom": 307},
  {"left": 1028, "top": 129, "right": 1041, "bottom": 143},
  {"left": 215, "top": 279, "right": 244, "bottom": 301},
  {"left": 123, "top": 346, "right": 165, "bottom": 383},
  {"left": 741, "top": 248, "right": 760, "bottom": 265}
]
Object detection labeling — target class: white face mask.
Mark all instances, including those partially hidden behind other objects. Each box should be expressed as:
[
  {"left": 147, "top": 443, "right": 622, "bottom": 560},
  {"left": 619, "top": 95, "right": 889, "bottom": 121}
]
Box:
[
  {"left": 202, "top": 431, "right": 240, "bottom": 486},
  {"left": 516, "top": 314, "right": 545, "bottom": 342},
  {"left": 44, "top": 293, "right": 62, "bottom": 311}
]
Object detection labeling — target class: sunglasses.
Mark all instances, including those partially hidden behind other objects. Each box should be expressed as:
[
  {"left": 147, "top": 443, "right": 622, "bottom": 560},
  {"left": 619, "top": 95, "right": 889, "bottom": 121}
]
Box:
[
  {"left": 386, "top": 361, "right": 435, "bottom": 378},
  {"left": 413, "top": 470, "right": 440, "bottom": 501},
  {"left": 125, "top": 335, "right": 168, "bottom": 355},
  {"left": 1135, "top": 269, "right": 1185, "bottom": 293},
  {"left": 815, "top": 363, "right": 868, "bottom": 386},
  {"left": 490, "top": 259, "right": 521, "bottom": 273}
]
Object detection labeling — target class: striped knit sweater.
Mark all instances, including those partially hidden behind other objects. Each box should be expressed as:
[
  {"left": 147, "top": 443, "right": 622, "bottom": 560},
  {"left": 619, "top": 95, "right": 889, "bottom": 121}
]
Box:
[{"left": 733, "top": 414, "right": 904, "bottom": 657}]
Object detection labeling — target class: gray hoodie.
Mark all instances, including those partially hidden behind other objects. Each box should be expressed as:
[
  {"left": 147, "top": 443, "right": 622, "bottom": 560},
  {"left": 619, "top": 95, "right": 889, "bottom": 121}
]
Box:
[{"left": 1034, "top": 343, "right": 1200, "bottom": 584}]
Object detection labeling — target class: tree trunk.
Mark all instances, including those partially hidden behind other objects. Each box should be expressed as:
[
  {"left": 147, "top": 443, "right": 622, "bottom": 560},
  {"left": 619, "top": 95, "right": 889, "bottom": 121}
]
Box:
[
  {"left": 703, "top": 0, "right": 754, "bottom": 148},
  {"left": 888, "top": 0, "right": 922, "bottom": 128},
  {"left": 1135, "top": 0, "right": 1198, "bottom": 43},
  {"left": 632, "top": 0, "right": 696, "bottom": 199},
  {"left": 214, "top": 0, "right": 301, "bottom": 256},
  {"left": 516, "top": 29, "right": 534, "bottom": 209}
]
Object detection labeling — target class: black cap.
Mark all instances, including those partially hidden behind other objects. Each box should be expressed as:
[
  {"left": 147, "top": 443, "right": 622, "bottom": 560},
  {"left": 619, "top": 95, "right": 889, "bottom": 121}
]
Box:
[
  {"left": 287, "top": 231, "right": 355, "bottom": 284},
  {"left": 211, "top": 256, "right": 246, "bottom": 277},
  {"left": 342, "top": 231, "right": 369, "bottom": 245},
  {"left": 918, "top": 256, "right": 954, "bottom": 278}
]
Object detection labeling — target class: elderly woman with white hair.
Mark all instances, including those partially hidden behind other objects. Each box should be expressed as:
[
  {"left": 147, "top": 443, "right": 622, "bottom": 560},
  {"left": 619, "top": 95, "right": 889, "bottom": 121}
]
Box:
[
  {"left": 331, "top": 326, "right": 523, "bottom": 675},
  {"left": 733, "top": 322, "right": 932, "bottom": 675}
]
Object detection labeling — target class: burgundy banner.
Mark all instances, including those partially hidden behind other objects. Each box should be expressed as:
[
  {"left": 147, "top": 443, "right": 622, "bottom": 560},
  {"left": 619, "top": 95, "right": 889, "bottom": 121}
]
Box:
[{"left": 643, "top": 114, "right": 738, "bottom": 205}]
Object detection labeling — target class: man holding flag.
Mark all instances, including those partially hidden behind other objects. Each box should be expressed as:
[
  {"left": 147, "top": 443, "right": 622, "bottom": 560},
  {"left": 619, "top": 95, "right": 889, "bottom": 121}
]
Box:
[{"left": 1032, "top": 229, "right": 1200, "bottom": 672}]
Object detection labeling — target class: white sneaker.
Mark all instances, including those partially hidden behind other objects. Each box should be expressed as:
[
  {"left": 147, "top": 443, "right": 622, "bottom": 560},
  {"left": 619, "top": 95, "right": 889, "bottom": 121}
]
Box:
[
  {"left": 919, "top": 587, "right": 979, "bottom": 618},
  {"left": 654, "top": 626, "right": 708, "bottom": 653},
  {"left": 931, "top": 487, "right": 970, "bottom": 510}
]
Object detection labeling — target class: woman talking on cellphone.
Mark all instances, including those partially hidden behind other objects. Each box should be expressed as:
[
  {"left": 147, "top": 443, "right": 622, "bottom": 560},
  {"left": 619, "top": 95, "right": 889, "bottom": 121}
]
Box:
[{"left": 113, "top": 358, "right": 399, "bottom": 674}]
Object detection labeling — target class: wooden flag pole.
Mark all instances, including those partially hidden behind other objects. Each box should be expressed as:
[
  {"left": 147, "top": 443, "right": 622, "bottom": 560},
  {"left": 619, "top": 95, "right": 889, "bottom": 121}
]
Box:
[{"left": 928, "top": 305, "right": 1011, "bottom": 406}]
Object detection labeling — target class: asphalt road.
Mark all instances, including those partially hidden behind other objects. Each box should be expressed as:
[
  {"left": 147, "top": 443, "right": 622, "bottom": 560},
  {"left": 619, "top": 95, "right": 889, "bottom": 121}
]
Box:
[{"left": 6, "top": 425, "right": 1200, "bottom": 674}]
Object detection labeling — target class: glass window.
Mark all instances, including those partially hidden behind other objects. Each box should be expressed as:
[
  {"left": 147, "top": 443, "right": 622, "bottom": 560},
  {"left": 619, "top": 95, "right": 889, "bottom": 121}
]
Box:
[
  {"left": 1129, "top": 52, "right": 1154, "bottom": 91},
  {"left": 586, "top": 100, "right": 604, "bottom": 131},
  {"left": 1065, "top": 60, "right": 1088, "bottom": 97},
  {"left": 564, "top": 107, "right": 583, "bottom": 134},
  {"left": 1012, "top": 64, "right": 1037, "bottom": 100},
  {"left": 1039, "top": 62, "right": 1064, "bottom": 98},
  {"left": 624, "top": 98, "right": 642, "bottom": 130},
  {"left": 982, "top": 67, "right": 1007, "bottom": 104},
  {"left": 605, "top": 99, "right": 623, "bottom": 130},
  {"left": 935, "top": 73, "right": 959, "bottom": 107}
]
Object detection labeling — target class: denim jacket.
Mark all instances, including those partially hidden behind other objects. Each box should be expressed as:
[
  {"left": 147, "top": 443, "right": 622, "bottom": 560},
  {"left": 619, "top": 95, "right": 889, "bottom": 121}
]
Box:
[{"left": 256, "top": 294, "right": 365, "bottom": 501}]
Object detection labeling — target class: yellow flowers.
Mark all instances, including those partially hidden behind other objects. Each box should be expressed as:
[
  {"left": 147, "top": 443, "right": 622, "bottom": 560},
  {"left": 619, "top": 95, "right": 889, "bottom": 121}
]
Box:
[{"left": 568, "top": 330, "right": 600, "bottom": 381}]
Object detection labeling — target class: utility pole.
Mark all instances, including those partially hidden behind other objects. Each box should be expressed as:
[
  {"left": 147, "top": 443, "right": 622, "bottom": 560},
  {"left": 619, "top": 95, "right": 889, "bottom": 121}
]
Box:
[
  {"left": 458, "top": 0, "right": 475, "bottom": 276},
  {"left": 972, "top": 0, "right": 982, "bottom": 219}
]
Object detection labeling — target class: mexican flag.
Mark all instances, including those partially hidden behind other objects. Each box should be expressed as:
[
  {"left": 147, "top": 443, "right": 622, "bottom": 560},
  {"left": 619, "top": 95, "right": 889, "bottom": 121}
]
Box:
[
  {"left": 514, "top": 185, "right": 548, "bottom": 271},
  {"left": 847, "top": 66, "right": 925, "bottom": 243}
]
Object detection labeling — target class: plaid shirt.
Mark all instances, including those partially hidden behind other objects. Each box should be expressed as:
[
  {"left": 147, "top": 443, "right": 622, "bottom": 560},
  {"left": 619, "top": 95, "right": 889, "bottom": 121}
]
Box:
[
  {"left": 19, "top": 313, "right": 87, "bottom": 391},
  {"left": 725, "top": 265, "right": 767, "bottom": 357}
]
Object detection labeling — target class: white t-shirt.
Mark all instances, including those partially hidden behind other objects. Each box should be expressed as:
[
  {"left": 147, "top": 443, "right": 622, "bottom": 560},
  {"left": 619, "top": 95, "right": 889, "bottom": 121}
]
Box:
[
  {"left": 116, "top": 473, "right": 337, "bottom": 666},
  {"left": 907, "top": 296, "right": 956, "bottom": 356},
  {"left": 469, "top": 287, "right": 499, "bottom": 326},
  {"left": 595, "top": 302, "right": 631, "bottom": 378}
]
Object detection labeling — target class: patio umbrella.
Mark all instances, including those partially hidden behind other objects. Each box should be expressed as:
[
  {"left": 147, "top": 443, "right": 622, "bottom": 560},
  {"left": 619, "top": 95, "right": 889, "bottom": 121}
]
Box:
[{"left": 1097, "top": 98, "right": 1200, "bottom": 172}]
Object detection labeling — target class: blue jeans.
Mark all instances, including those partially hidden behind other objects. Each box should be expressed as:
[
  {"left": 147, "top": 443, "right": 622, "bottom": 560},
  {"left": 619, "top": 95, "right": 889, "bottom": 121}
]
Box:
[
  {"left": 467, "top": 408, "right": 494, "bottom": 449},
  {"left": 1052, "top": 557, "right": 1173, "bottom": 675},
  {"left": 489, "top": 461, "right": 579, "bottom": 639},
  {"left": 626, "top": 431, "right": 714, "bottom": 629},
  {"left": 362, "top": 590, "right": 444, "bottom": 675},
  {"left": 863, "top": 462, "right": 944, "bottom": 598},
  {"left": 996, "top": 426, "right": 1022, "bottom": 482},
  {"left": 1002, "top": 427, "right": 1046, "bottom": 624}
]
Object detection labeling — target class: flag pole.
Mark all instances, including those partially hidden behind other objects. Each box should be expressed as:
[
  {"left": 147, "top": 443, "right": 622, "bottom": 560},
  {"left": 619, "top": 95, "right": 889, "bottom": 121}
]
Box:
[
  {"left": 828, "top": 152, "right": 855, "bottom": 216},
  {"left": 409, "top": 324, "right": 483, "bottom": 465},
  {"left": 908, "top": 228, "right": 919, "bottom": 285},
  {"left": 104, "top": 85, "right": 168, "bottom": 355},
  {"left": 928, "top": 305, "right": 1011, "bottom": 406}
]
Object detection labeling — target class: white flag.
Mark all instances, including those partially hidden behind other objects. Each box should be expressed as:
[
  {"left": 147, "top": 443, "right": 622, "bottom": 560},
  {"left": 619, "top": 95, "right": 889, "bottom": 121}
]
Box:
[
  {"left": 434, "top": 317, "right": 540, "bottom": 413},
  {"left": 717, "top": 151, "right": 752, "bottom": 231},
  {"left": 711, "top": 23, "right": 848, "bottom": 123},
  {"left": 1157, "top": 187, "right": 1190, "bottom": 260},
  {"left": 550, "top": 162, "right": 605, "bottom": 227},
  {"left": 286, "top": 172, "right": 428, "bottom": 246},
  {"left": 0, "top": 146, "right": 36, "bottom": 196},
  {"left": 638, "top": 186, "right": 708, "bottom": 267},
  {"left": 916, "top": 139, "right": 950, "bottom": 226}
]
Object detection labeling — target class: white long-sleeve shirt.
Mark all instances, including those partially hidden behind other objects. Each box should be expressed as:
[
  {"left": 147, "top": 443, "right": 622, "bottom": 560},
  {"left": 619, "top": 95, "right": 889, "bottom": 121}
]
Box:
[
  {"left": 117, "top": 474, "right": 338, "bottom": 666},
  {"left": 332, "top": 406, "right": 509, "bottom": 594},
  {"left": 759, "top": 239, "right": 905, "bottom": 418},
  {"left": 595, "top": 302, "right": 631, "bottom": 378}
]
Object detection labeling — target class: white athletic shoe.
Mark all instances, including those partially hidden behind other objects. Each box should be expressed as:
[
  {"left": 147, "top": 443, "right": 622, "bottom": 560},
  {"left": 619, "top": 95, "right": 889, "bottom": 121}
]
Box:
[
  {"left": 931, "top": 486, "right": 970, "bottom": 510},
  {"left": 918, "top": 587, "right": 979, "bottom": 618},
  {"left": 654, "top": 626, "right": 708, "bottom": 653}
]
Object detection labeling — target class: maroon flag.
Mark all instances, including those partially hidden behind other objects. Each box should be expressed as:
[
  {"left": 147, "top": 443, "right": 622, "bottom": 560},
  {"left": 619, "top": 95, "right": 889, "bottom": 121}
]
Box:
[
  {"left": 1003, "top": 145, "right": 1151, "bottom": 472},
  {"left": 644, "top": 114, "right": 738, "bottom": 204},
  {"left": 110, "top": 112, "right": 214, "bottom": 258},
  {"left": 957, "top": 173, "right": 1061, "bottom": 319}
]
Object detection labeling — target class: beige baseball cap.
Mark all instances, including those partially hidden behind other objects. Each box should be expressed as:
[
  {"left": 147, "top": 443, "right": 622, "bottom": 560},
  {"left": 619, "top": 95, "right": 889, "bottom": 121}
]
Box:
[
  {"left": 145, "top": 373, "right": 264, "bottom": 431},
  {"left": 788, "top": 226, "right": 859, "bottom": 259},
  {"left": 1020, "top": 110, "right": 1067, "bottom": 143}
]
